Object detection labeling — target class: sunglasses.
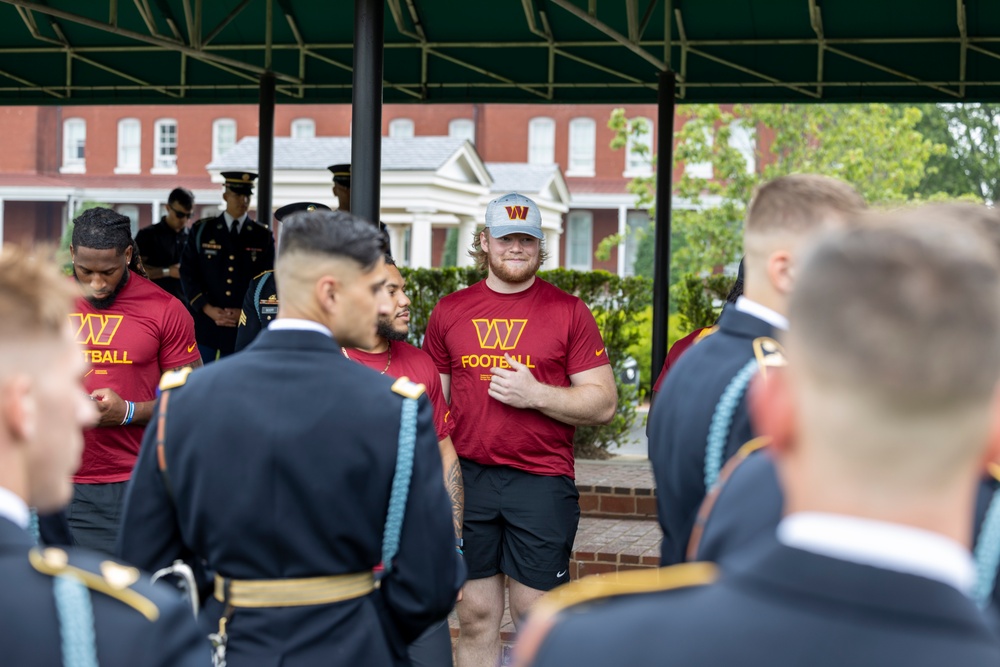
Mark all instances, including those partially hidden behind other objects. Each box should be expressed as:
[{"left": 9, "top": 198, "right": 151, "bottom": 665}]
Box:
[{"left": 168, "top": 205, "right": 192, "bottom": 219}]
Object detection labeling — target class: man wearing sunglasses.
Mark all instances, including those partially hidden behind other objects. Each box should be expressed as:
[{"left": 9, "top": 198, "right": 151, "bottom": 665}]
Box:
[{"left": 136, "top": 187, "right": 194, "bottom": 305}]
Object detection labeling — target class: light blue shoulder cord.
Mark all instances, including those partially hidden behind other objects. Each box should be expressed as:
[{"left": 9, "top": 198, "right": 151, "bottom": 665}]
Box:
[
  {"left": 28, "top": 509, "right": 99, "bottom": 667},
  {"left": 704, "top": 358, "right": 760, "bottom": 490},
  {"left": 253, "top": 274, "right": 269, "bottom": 322},
  {"left": 973, "top": 486, "right": 1000, "bottom": 607},
  {"left": 28, "top": 508, "right": 40, "bottom": 543},
  {"left": 54, "top": 574, "right": 99, "bottom": 667},
  {"left": 381, "top": 397, "right": 418, "bottom": 573}
]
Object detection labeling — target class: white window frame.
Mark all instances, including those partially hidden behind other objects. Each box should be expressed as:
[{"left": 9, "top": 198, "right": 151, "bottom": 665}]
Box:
[
  {"left": 565, "top": 211, "right": 594, "bottom": 271},
  {"left": 729, "top": 121, "right": 756, "bottom": 175},
  {"left": 116, "top": 205, "right": 141, "bottom": 238},
  {"left": 528, "top": 117, "right": 556, "bottom": 165},
  {"left": 290, "top": 118, "right": 316, "bottom": 139},
  {"left": 448, "top": 118, "right": 475, "bottom": 144},
  {"left": 60, "top": 118, "right": 86, "bottom": 174},
  {"left": 685, "top": 126, "right": 714, "bottom": 179},
  {"left": 114, "top": 118, "right": 141, "bottom": 174},
  {"left": 625, "top": 210, "right": 651, "bottom": 277},
  {"left": 567, "top": 117, "right": 596, "bottom": 177},
  {"left": 388, "top": 118, "right": 414, "bottom": 138},
  {"left": 212, "top": 118, "right": 237, "bottom": 163},
  {"left": 624, "top": 117, "right": 654, "bottom": 177},
  {"left": 152, "top": 119, "right": 178, "bottom": 174}
]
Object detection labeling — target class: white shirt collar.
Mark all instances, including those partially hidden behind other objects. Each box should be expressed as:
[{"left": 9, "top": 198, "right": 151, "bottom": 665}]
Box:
[
  {"left": 268, "top": 318, "right": 333, "bottom": 338},
  {"left": 735, "top": 296, "right": 789, "bottom": 331},
  {"left": 0, "top": 485, "right": 29, "bottom": 529},
  {"left": 223, "top": 210, "right": 247, "bottom": 233},
  {"left": 778, "top": 512, "right": 976, "bottom": 596}
]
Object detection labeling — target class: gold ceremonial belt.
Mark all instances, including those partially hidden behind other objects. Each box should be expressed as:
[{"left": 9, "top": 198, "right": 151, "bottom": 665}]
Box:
[{"left": 214, "top": 572, "right": 376, "bottom": 608}]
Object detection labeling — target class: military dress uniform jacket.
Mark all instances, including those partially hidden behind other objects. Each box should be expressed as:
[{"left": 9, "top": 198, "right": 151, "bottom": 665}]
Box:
[
  {"left": 180, "top": 214, "right": 274, "bottom": 354},
  {"left": 649, "top": 306, "right": 777, "bottom": 565},
  {"left": 531, "top": 539, "right": 1000, "bottom": 667},
  {"left": 694, "top": 452, "right": 1000, "bottom": 607},
  {"left": 233, "top": 271, "right": 277, "bottom": 353},
  {"left": 0, "top": 517, "right": 206, "bottom": 666},
  {"left": 117, "top": 328, "right": 466, "bottom": 666}
]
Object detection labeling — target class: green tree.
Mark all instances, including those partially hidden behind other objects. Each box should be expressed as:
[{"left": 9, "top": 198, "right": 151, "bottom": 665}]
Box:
[
  {"left": 610, "top": 103, "right": 946, "bottom": 330},
  {"left": 913, "top": 103, "right": 1000, "bottom": 203}
]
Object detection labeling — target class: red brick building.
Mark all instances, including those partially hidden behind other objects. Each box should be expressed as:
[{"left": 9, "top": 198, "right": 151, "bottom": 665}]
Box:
[{"left": 0, "top": 102, "right": 753, "bottom": 274}]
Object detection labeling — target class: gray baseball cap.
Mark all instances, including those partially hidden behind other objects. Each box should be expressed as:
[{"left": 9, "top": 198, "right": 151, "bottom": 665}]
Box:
[{"left": 485, "top": 193, "right": 544, "bottom": 239}]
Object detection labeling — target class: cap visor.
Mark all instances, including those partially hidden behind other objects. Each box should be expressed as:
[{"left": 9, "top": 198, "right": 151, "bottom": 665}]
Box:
[{"left": 488, "top": 225, "right": 543, "bottom": 239}]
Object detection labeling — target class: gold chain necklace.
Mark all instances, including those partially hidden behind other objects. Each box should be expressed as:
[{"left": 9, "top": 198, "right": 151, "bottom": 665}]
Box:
[{"left": 342, "top": 344, "right": 392, "bottom": 374}]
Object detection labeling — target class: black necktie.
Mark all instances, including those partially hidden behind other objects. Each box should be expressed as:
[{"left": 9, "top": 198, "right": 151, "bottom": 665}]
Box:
[{"left": 230, "top": 219, "right": 239, "bottom": 241}]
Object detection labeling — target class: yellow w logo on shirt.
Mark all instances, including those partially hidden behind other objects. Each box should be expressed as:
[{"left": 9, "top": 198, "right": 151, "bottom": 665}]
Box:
[
  {"left": 70, "top": 313, "right": 124, "bottom": 346},
  {"left": 472, "top": 319, "right": 527, "bottom": 350}
]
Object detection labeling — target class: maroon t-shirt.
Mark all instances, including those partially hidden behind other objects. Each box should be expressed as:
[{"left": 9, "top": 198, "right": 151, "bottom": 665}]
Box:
[
  {"left": 652, "top": 327, "right": 712, "bottom": 393},
  {"left": 423, "top": 278, "right": 609, "bottom": 478},
  {"left": 71, "top": 274, "right": 199, "bottom": 483},
  {"left": 346, "top": 340, "right": 454, "bottom": 441}
]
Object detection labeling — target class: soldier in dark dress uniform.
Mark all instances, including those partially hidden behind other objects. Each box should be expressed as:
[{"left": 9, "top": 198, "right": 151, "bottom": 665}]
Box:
[
  {"left": 0, "top": 248, "right": 205, "bottom": 666},
  {"left": 329, "top": 162, "right": 351, "bottom": 211},
  {"left": 136, "top": 187, "right": 193, "bottom": 304},
  {"left": 649, "top": 174, "right": 865, "bottom": 565},
  {"left": 119, "top": 210, "right": 464, "bottom": 666},
  {"left": 234, "top": 201, "right": 330, "bottom": 353},
  {"left": 180, "top": 171, "right": 274, "bottom": 363},
  {"left": 517, "top": 216, "right": 1000, "bottom": 667}
]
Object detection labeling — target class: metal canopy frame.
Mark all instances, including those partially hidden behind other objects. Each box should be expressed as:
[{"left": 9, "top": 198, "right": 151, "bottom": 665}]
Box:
[
  {"left": 0, "top": 0, "right": 993, "bottom": 387},
  {"left": 0, "top": 0, "right": 994, "bottom": 103}
]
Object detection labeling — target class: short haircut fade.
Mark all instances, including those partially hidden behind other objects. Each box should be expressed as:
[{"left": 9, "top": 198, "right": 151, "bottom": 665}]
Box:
[
  {"left": 746, "top": 174, "right": 866, "bottom": 236},
  {"left": 278, "top": 209, "right": 386, "bottom": 271}
]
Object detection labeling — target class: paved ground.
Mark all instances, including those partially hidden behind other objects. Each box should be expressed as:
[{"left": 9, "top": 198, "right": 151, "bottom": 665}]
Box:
[{"left": 608, "top": 404, "right": 649, "bottom": 459}]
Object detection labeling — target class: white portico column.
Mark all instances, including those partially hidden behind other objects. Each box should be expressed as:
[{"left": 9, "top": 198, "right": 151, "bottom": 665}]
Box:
[
  {"left": 456, "top": 216, "right": 478, "bottom": 268},
  {"left": 385, "top": 223, "right": 405, "bottom": 265},
  {"left": 409, "top": 208, "right": 434, "bottom": 269},
  {"left": 544, "top": 228, "right": 560, "bottom": 270}
]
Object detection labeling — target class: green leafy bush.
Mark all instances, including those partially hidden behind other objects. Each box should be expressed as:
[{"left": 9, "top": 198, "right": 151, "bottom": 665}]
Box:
[{"left": 400, "top": 266, "right": 653, "bottom": 458}]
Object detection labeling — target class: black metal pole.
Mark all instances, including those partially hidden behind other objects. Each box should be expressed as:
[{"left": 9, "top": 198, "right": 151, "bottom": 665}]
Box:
[
  {"left": 257, "top": 71, "right": 275, "bottom": 228},
  {"left": 351, "top": 0, "right": 384, "bottom": 225},
  {"left": 650, "top": 70, "right": 676, "bottom": 391}
]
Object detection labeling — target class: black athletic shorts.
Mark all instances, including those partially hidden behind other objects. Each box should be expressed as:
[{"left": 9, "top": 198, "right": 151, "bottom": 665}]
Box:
[{"left": 461, "top": 459, "right": 580, "bottom": 591}]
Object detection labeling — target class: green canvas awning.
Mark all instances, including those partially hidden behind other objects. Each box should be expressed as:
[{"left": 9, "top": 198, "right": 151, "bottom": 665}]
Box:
[{"left": 1, "top": 0, "right": 999, "bottom": 105}]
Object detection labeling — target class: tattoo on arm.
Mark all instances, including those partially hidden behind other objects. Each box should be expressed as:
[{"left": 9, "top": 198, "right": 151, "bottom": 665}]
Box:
[
  {"left": 446, "top": 458, "right": 464, "bottom": 539},
  {"left": 163, "top": 359, "right": 203, "bottom": 373}
]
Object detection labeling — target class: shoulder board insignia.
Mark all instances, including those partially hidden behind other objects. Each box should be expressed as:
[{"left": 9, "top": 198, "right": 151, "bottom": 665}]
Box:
[
  {"left": 989, "top": 462, "right": 1000, "bottom": 484},
  {"left": 736, "top": 436, "right": 771, "bottom": 459},
  {"left": 516, "top": 563, "right": 718, "bottom": 664},
  {"left": 29, "top": 548, "right": 160, "bottom": 622},
  {"left": 694, "top": 326, "right": 718, "bottom": 343},
  {"left": 391, "top": 376, "right": 426, "bottom": 400},
  {"left": 159, "top": 367, "right": 192, "bottom": 391},
  {"left": 253, "top": 269, "right": 274, "bottom": 281},
  {"left": 752, "top": 337, "right": 787, "bottom": 379}
]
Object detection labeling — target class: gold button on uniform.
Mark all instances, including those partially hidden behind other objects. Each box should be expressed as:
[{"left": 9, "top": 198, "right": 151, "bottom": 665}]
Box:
[
  {"left": 226, "top": 291, "right": 232, "bottom": 296},
  {"left": 227, "top": 279, "right": 233, "bottom": 284},
  {"left": 228, "top": 267, "right": 234, "bottom": 272},
  {"left": 229, "top": 255, "right": 235, "bottom": 260}
]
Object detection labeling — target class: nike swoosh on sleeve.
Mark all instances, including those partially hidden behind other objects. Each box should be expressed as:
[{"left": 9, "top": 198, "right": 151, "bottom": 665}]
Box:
[
  {"left": 187, "top": 342, "right": 197, "bottom": 353},
  {"left": 595, "top": 348, "right": 605, "bottom": 356}
]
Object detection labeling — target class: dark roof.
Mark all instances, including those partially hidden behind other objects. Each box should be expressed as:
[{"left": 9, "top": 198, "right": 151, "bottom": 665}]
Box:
[{"left": 0, "top": 1, "right": 995, "bottom": 104}]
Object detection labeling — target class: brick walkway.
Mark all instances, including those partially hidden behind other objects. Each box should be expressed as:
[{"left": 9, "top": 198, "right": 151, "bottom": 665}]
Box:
[{"left": 449, "top": 456, "right": 661, "bottom": 662}]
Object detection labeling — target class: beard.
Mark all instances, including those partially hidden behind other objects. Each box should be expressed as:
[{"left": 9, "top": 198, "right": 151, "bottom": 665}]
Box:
[
  {"left": 488, "top": 251, "right": 541, "bottom": 284},
  {"left": 85, "top": 268, "right": 129, "bottom": 310},
  {"left": 377, "top": 316, "right": 409, "bottom": 342}
]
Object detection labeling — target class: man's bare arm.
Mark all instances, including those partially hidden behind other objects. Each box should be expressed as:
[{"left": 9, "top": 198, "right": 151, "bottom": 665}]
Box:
[
  {"left": 438, "top": 435, "right": 464, "bottom": 540},
  {"left": 488, "top": 357, "right": 617, "bottom": 426},
  {"left": 439, "top": 373, "right": 451, "bottom": 404}
]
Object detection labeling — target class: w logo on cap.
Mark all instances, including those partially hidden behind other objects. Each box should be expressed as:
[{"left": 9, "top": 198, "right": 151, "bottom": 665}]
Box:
[{"left": 505, "top": 206, "right": 530, "bottom": 221}]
